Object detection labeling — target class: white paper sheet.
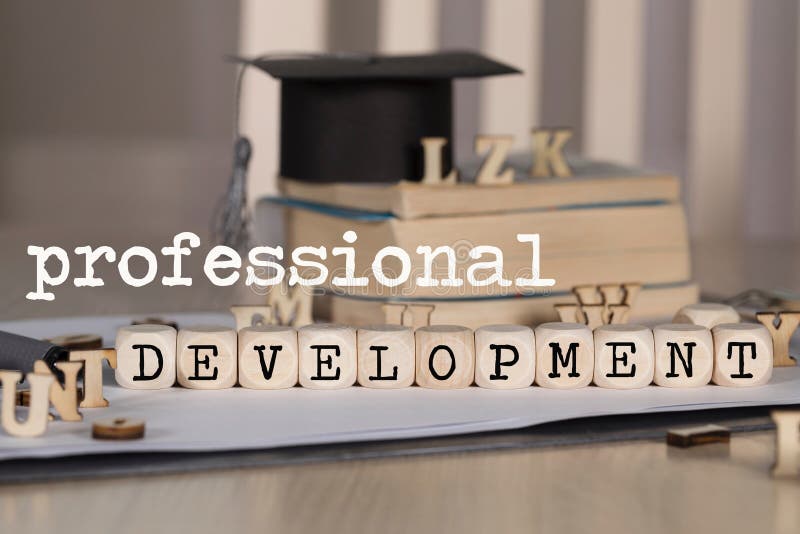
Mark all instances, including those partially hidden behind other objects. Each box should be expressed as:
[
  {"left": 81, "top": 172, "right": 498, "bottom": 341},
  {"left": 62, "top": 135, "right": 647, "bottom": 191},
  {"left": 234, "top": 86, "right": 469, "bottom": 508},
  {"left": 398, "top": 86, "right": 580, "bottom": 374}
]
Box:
[{"left": 1, "top": 313, "right": 798, "bottom": 462}]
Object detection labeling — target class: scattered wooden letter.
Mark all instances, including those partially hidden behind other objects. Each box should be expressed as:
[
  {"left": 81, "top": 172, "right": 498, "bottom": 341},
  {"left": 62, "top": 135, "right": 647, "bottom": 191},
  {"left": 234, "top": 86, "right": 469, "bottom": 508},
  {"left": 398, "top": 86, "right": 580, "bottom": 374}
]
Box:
[
  {"left": 530, "top": 128, "right": 572, "bottom": 178},
  {"left": 230, "top": 305, "right": 274, "bottom": 331},
  {"left": 666, "top": 424, "right": 730, "bottom": 448},
  {"left": 420, "top": 137, "right": 457, "bottom": 185},
  {"left": 382, "top": 303, "right": 435, "bottom": 329},
  {"left": 771, "top": 410, "right": 800, "bottom": 477},
  {"left": 92, "top": 417, "right": 146, "bottom": 440},
  {"left": 176, "top": 327, "right": 237, "bottom": 389},
  {"left": 674, "top": 303, "right": 740, "bottom": 329},
  {"left": 415, "top": 325, "right": 474, "bottom": 389},
  {"left": 711, "top": 323, "right": 772, "bottom": 387},
  {"left": 474, "top": 135, "right": 514, "bottom": 185},
  {"left": 33, "top": 360, "right": 83, "bottom": 421},
  {"left": 0, "top": 371, "right": 54, "bottom": 437},
  {"left": 267, "top": 284, "right": 313, "bottom": 327},
  {"left": 756, "top": 311, "right": 800, "bottom": 367},
  {"left": 69, "top": 348, "right": 117, "bottom": 408}
]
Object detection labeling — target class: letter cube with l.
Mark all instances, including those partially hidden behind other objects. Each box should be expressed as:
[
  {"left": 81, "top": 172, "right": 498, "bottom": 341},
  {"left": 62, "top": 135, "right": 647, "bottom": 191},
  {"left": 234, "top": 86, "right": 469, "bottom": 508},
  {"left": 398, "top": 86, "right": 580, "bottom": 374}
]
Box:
[
  {"left": 298, "top": 324, "right": 356, "bottom": 389},
  {"left": 415, "top": 325, "right": 474, "bottom": 389},
  {"left": 177, "top": 326, "right": 237, "bottom": 389},
  {"left": 593, "top": 324, "right": 654, "bottom": 389},
  {"left": 711, "top": 323, "right": 773, "bottom": 386},
  {"left": 653, "top": 324, "right": 713, "bottom": 387},
  {"left": 357, "top": 325, "right": 415, "bottom": 388},
  {"left": 238, "top": 326, "right": 298, "bottom": 389},
  {"left": 115, "top": 324, "right": 176, "bottom": 389},
  {"left": 474, "top": 325, "right": 535, "bottom": 389},
  {"left": 534, "top": 322, "right": 593, "bottom": 389}
]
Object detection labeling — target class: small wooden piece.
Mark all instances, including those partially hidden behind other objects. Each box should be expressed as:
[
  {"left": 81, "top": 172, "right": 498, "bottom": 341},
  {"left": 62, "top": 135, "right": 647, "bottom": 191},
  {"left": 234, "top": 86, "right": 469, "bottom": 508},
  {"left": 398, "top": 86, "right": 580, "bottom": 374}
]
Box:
[
  {"left": 382, "top": 303, "right": 435, "bottom": 329},
  {"left": 674, "top": 303, "right": 740, "bottom": 329},
  {"left": 238, "top": 325, "right": 298, "bottom": 389},
  {"left": 711, "top": 323, "right": 772, "bottom": 387},
  {"left": 652, "top": 324, "right": 713, "bottom": 388},
  {"left": 92, "top": 417, "right": 146, "bottom": 440},
  {"left": 298, "top": 324, "right": 357, "bottom": 389},
  {"left": 415, "top": 325, "right": 474, "bottom": 389},
  {"left": 357, "top": 325, "right": 415, "bottom": 388},
  {"left": 474, "top": 135, "right": 514, "bottom": 185},
  {"left": 176, "top": 326, "right": 237, "bottom": 389},
  {"left": 534, "top": 322, "right": 593, "bottom": 389},
  {"left": 474, "top": 325, "right": 535, "bottom": 389},
  {"left": 230, "top": 305, "right": 274, "bottom": 331},
  {"left": 33, "top": 360, "right": 83, "bottom": 421},
  {"left": 771, "top": 409, "right": 800, "bottom": 477},
  {"left": 555, "top": 283, "right": 640, "bottom": 329},
  {"left": 69, "top": 348, "right": 117, "bottom": 408},
  {"left": 115, "top": 324, "right": 177, "bottom": 390},
  {"left": 267, "top": 284, "right": 313, "bottom": 327},
  {"left": 420, "top": 137, "right": 457, "bottom": 185},
  {"left": 131, "top": 317, "right": 179, "bottom": 330},
  {"left": 0, "top": 371, "right": 54, "bottom": 437},
  {"left": 666, "top": 424, "right": 730, "bottom": 448},
  {"left": 530, "top": 128, "right": 573, "bottom": 178},
  {"left": 756, "top": 311, "right": 800, "bottom": 367},
  {"left": 45, "top": 333, "right": 103, "bottom": 350},
  {"left": 593, "top": 324, "right": 655, "bottom": 389}
]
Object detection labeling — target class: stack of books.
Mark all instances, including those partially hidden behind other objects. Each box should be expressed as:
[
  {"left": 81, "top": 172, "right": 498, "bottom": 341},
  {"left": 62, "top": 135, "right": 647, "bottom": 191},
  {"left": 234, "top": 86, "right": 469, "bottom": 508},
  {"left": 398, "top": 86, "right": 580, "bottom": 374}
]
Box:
[{"left": 259, "top": 156, "right": 697, "bottom": 328}]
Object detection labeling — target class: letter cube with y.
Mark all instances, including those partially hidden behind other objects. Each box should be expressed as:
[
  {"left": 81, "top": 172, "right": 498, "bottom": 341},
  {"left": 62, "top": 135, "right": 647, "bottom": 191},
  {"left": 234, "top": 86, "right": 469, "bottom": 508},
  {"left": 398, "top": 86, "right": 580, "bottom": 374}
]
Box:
[
  {"left": 534, "top": 322, "right": 593, "bottom": 389},
  {"left": 674, "top": 303, "right": 739, "bottom": 329},
  {"left": 115, "top": 324, "right": 177, "bottom": 389},
  {"left": 298, "top": 324, "right": 356, "bottom": 389},
  {"left": 177, "top": 326, "right": 237, "bottom": 389},
  {"left": 238, "top": 326, "right": 298, "bottom": 389},
  {"left": 474, "top": 325, "right": 534, "bottom": 389},
  {"left": 593, "top": 324, "right": 654, "bottom": 389},
  {"left": 711, "top": 323, "right": 773, "bottom": 386},
  {"left": 415, "top": 325, "right": 474, "bottom": 389},
  {"left": 653, "top": 324, "right": 713, "bottom": 387},
  {"left": 357, "top": 325, "right": 415, "bottom": 388}
]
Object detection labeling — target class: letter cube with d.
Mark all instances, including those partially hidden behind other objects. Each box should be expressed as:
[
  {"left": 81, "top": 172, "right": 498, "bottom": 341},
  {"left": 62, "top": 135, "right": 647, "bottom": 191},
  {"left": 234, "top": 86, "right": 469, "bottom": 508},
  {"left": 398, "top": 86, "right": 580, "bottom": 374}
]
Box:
[{"left": 115, "top": 324, "right": 176, "bottom": 389}]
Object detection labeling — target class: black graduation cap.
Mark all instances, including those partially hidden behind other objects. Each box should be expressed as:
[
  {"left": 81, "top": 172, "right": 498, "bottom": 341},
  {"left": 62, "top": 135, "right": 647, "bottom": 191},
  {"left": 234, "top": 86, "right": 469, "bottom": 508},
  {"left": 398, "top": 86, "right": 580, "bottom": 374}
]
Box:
[{"left": 240, "top": 51, "right": 520, "bottom": 184}]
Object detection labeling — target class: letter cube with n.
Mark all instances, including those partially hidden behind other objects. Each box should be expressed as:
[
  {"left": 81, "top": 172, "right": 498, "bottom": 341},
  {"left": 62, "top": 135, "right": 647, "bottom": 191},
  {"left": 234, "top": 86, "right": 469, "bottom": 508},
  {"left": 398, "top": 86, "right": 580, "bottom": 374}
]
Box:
[
  {"left": 711, "top": 323, "right": 773, "bottom": 386},
  {"left": 534, "top": 323, "right": 593, "bottom": 389},
  {"left": 177, "top": 326, "right": 237, "bottom": 389},
  {"left": 474, "top": 325, "right": 535, "bottom": 389},
  {"left": 298, "top": 324, "right": 357, "bottom": 389},
  {"left": 239, "top": 326, "right": 298, "bottom": 389},
  {"left": 653, "top": 324, "right": 712, "bottom": 387},
  {"left": 116, "top": 324, "right": 177, "bottom": 389},
  {"left": 593, "top": 324, "right": 654, "bottom": 389}
]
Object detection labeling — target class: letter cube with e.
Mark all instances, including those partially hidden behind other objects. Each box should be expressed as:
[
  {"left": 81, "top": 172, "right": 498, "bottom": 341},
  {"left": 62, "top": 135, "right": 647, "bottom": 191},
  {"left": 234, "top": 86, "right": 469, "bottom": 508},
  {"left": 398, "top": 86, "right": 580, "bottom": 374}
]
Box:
[
  {"left": 115, "top": 324, "right": 177, "bottom": 389},
  {"left": 298, "top": 324, "right": 357, "bottom": 389},
  {"left": 238, "top": 326, "right": 298, "bottom": 389},
  {"left": 534, "top": 322, "right": 593, "bottom": 389},
  {"left": 357, "top": 325, "right": 415, "bottom": 388},
  {"left": 177, "top": 326, "right": 237, "bottom": 389},
  {"left": 653, "top": 324, "right": 713, "bottom": 387},
  {"left": 711, "top": 323, "right": 773, "bottom": 386},
  {"left": 415, "top": 325, "right": 474, "bottom": 389},
  {"left": 474, "top": 325, "right": 535, "bottom": 389},
  {"left": 594, "top": 324, "right": 654, "bottom": 389}
]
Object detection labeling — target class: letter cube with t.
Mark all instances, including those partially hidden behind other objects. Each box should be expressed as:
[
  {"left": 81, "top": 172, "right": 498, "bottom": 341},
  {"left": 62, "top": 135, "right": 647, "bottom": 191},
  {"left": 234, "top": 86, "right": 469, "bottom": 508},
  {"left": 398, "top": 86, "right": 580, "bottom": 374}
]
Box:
[
  {"left": 177, "top": 326, "right": 237, "bottom": 389},
  {"left": 711, "top": 323, "right": 773, "bottom": 386},
  {"left": 653, "top": 324, "right": 713, "bottom": 387},
  {"left": 115, "top": 324, "right": 177, "bottom": 389},
  {"left": 415, "top": 325, "right": 475, "bottom": 389},
  {"left": 238, "top": 325, "right": 298, "bottom": 389},
  {"left": 593, "top": 324, "right": 655, "bottom": 389},
  {"left": 298, "top": 324, "right": 357, "bottom": 389},
  {"left": 357, "top": 325, "right": 415, "bottom": 388},
  {"left": 474, "top": 325, "right": 535, "bottom": 389},
  {"left": 534, "top": 322, "right": 593, "bottom": 389}
]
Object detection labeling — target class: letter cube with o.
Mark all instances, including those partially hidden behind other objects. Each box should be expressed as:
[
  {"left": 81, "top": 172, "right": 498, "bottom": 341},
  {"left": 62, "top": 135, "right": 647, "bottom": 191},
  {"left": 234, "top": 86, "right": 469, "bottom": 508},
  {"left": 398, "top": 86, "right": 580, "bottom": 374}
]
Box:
[
  {"left": 415, "top": 325, "right": 475, "bottom": 389},
  {"left": 474, "top": 325, "right": 535, "bottom": 389},
  {"left": 534, "top": 322, "right": 593, "bottom": 389},
  {"left": 115, "top": 324, "right": 177, "bottom": 389},
  {"left": 238, "top": 325, "right": 298, "bottom": 389},
  {"left": 593, "top": 324, "right": 655, "bottom": 389},
  {"left": 711, "top": 323, "right": 773, "bottom": 387},
  {"left": 298, "top": 324, "right": 357, "bottom": 389},
  {"left": 177, "top": 326, "right": 237, "bottom": 389}
]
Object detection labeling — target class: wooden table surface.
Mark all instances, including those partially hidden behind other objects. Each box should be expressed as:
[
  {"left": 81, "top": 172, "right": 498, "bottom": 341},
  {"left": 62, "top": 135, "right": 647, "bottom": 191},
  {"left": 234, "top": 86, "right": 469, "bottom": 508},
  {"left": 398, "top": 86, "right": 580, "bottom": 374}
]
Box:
[{"left": 0, "top": 232, "right": 799, "bottom": 533}]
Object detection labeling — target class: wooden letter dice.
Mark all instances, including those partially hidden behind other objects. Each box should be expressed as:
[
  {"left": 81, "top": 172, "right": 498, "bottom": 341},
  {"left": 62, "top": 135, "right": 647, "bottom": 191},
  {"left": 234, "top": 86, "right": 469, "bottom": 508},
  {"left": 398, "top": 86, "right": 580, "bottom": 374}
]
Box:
[
  {"left": 357, "top": 325, "right": 415, "bottom": 388},
  {"left": 674, "top": 303, "right": 740, "bottom": 329},
  {"left": 415, "top": 325, "right": 474, "bottom": 389},
  {"left": 115, "top": 324, "right": 177, "bottom": 389},
  {"left": 474, "top": 325, "right": 535, "bottom": 389},
  {"left": 711, "top": 323, "right": 773, "bottom": 386},
  {"left": 534, "top": 322, "right": 593, "bottom": 389},
  {"left": 177, "top": 326, "right": 237, "bottom": 389},
  {"left": 593, "top": 324, "right": 654, "bottom": 389},
  {"left": 653, "top": 324, "right": 713, "bottom": 387},
  {"left": 298, "top": 324, "right": 356, "bottom": 389},
  {"left": 238, "top": 326, "right": 298, "bottom": 389}
]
